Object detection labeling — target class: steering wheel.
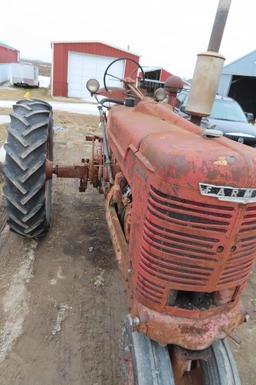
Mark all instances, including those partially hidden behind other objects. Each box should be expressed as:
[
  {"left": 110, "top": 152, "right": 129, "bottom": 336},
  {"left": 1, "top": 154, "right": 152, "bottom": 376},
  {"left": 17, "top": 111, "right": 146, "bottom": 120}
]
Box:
[{"left": 103, "top": 57, "right": 145, "bottom": 93}]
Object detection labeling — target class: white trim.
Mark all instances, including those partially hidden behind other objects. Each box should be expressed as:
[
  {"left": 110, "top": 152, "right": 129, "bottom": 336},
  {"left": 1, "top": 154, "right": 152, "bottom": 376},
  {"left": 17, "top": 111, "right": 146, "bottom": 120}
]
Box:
[
  {"left": 51, "top": 40, "right": 140, "bottom": 58},
  {"left": 51, "top": 43, "right": 54, "bottom": 96}
]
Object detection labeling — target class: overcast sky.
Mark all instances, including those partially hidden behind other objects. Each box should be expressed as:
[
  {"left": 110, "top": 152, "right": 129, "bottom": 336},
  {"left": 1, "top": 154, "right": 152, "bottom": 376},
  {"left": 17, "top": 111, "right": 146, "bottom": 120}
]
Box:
[{"left": 1, "top": 0, "right": 255, "bottom": 78}]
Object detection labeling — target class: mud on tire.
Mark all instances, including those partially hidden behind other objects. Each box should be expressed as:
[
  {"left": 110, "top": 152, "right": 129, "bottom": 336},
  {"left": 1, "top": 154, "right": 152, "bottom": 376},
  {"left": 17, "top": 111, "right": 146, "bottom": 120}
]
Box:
[{"left": 4, "top": 99, "right": 53, "bottom": 238}]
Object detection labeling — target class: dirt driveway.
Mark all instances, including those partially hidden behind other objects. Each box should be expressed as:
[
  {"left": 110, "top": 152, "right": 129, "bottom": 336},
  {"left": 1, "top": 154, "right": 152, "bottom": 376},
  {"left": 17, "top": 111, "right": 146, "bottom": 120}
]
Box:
[
  {"left": 0, "top": 108, "right": 255, "bottom": 385},
  {"left": 0, "top": 112, "right": 127, "bottom": 385}
]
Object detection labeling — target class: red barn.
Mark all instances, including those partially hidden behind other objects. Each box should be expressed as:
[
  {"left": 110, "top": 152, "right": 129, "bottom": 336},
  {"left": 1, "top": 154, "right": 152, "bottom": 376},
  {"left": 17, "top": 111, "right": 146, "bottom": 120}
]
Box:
[
  {"left": 0, "top": 41, "right": 19, "bottom": 83},
  {"left": 0, "top": 41, "right": 19, "bottom": 64},
  {"left": 51, "top": 41, "right": 140, "bottom": 98}
]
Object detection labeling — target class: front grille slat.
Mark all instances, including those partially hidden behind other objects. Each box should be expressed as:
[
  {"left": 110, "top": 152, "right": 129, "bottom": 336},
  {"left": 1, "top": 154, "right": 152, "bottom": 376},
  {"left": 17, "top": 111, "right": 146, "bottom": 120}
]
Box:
[
  {"left": 141, "top": 247, "right": 213, "bottom": 273},
  {"left": 148, "top": 204, "right": 227, "bottom": 232},
  {"left": 143, "top": 233, "right": 217, "bottom": 262},
  {"left": 148, "top": 196, "right": 229, "bottom": 226},
  {"left": 218, "top": 205, "right": 256, "bottom": 287},
  {"left": 144, "top": 225, "right": 215, "bottom": 255},
  {"left": 145, "top": 219, "right": 216, "bottom": 248},
  {"left": 139, "top": 260, "right": 209, "bottom": 286},
  {"left": 136, "top": 272, "right": 164, "bottom": 304},
  {"left": 150, "top": 187, "right": 233, "bottom": 212},
  {"left": 140, "top": 252, "right": 211, "bottom": 279}
]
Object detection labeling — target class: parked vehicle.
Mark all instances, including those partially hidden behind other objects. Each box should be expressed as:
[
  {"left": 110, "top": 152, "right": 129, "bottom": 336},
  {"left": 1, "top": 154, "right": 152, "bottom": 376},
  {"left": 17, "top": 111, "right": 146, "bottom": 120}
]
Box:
[
  {"left": 11, "top": 62, "right": 39, "bottom": 88},
  {"left": 177, "top": 88, "right": 256, "bottom": 146}
]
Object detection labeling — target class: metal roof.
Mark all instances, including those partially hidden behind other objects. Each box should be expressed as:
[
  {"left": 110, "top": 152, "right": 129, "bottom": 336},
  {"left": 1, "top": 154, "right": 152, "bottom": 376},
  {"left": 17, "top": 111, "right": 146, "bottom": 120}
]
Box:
[
  {"left": 0, "top": 41, "right": 18, "bottom": 52},
  {"left": 142, "top": 66, "right": 162, "bottom": 72},
  {"left": 51, "top": 40, "right": 140, "bottom": 57},
  {"left": 142, "top": 66, "right": 172, "bottom": 74},
  {"left": 223, "top": 50, "right": 256, "bottom": 77}
]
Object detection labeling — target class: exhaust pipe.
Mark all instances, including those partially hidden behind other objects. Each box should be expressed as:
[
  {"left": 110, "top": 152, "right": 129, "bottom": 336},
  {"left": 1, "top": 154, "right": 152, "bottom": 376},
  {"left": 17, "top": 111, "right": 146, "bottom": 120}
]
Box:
[{"left": 186, "top": 0, "right": 232, "bottom": 124}]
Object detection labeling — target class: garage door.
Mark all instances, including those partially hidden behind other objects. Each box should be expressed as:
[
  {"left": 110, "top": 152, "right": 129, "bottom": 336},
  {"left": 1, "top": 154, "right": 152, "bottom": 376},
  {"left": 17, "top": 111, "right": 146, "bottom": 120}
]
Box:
[{"left": 67, "top": 52, "right": 125, "bottom": 99}]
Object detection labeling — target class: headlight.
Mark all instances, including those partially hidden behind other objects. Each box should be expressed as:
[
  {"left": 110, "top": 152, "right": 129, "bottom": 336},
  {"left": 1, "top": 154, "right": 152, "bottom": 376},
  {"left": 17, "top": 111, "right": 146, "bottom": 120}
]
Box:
[
  {"left": 86, "top": 79, "right": 100, "bottom": 95},
  {"left": 154, "top": 88, "right": 167, "bottom": 102}
]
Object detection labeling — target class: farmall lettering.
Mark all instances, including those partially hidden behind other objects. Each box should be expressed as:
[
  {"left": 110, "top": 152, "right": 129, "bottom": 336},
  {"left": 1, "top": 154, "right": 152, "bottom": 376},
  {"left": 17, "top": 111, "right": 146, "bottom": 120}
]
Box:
[{"left": 199, "top": 183, "right": 256, "bottom": 203}]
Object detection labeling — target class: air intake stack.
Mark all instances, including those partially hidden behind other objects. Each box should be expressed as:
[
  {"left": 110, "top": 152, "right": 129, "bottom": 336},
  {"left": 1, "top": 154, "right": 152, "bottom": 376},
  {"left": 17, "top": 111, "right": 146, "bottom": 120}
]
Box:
[{"left": 186, "top": 0, "right": 232, "bottom": 124}]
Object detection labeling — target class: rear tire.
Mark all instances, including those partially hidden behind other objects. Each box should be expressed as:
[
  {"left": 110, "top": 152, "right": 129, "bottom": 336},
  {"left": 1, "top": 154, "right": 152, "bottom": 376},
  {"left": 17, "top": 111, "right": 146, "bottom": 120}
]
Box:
[{"left": 4, "top": 99, "right": 53, "bottom": 238}]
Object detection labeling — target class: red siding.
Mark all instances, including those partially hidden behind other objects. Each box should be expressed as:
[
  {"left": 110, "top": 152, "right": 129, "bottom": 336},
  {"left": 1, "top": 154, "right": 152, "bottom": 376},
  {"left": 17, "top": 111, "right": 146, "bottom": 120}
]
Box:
[
  {"left": 160, "top": 69, "right": 172, "bottom": 82},
  {"left": 52, "top": 42, "right": 140, "bottom": 97},
  {"left": 0, "top": 46, "right": 19, "bottom": 63}
]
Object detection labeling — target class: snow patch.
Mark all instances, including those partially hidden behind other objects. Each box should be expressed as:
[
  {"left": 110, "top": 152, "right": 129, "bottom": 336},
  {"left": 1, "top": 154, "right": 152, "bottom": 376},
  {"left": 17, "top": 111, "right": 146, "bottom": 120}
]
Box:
[
  {"left": 0, "top": 240, "right": 38, "bottom": 363},
  {"left": 38, "top": 76, "right": 50, "bottom": 88},
  {"left": 94, "top": 269, "right": 105, "bottom": 288},
  {"left": 0, "top": 145, "right": 6, "bottom": 164},
  {"left": 52, "top": 304, "right": 72, "bottom": 335},
  {"left": 0, "top": 115, "right": 10, "bottom": 124},
  {"left": 50, "top": 266, "right": 65, "bottom": 285}
]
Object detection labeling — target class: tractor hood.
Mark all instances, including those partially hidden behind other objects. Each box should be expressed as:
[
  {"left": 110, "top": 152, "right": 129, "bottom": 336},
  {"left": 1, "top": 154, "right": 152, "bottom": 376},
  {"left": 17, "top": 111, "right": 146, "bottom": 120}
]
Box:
[{"left": 107, "top": 100, "right": 256, "bottom": 195}]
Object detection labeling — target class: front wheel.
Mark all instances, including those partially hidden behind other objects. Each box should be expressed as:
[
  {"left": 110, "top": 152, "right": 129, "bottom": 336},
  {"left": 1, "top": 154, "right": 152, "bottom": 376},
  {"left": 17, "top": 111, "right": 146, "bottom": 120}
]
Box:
[
  {"left": 200, "top": 340, "right": 241, "bottom": 385},
  {"left": 4, "top": 99, "right": 53, "bottom": 238},
  {"left": 122, "top": 316, "right": 241, "bottom": 385},
  {"left": 122, "top": 316, "right": 175, "bottom": 385}
]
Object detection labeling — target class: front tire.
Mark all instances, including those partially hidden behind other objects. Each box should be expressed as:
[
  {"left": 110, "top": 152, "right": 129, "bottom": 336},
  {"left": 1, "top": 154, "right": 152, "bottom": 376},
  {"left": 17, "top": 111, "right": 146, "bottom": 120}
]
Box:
[
  {"left": 123, "top": 316, "right": 175, "bottom": 385},
  {"left": 4, "top": 99, "right": 53, "bottom": 238},
  {"left": 201, "top": 340, "right": 241, "bottom": 385}
]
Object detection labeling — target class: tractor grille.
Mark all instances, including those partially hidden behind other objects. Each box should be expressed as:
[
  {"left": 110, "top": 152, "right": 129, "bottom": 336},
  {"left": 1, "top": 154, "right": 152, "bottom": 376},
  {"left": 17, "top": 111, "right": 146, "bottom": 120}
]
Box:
[
  {"left": 136, "top": 272, "right": 165, "bottom": 304},
  {"left": 147, "top": 186, "right": 233, "bottom": 233},
  {"left": 136, "top": 186, "right": 237, "bottom": 303},
  {"left": 218, "top": 205, "right": 256, "bottom": 287}
]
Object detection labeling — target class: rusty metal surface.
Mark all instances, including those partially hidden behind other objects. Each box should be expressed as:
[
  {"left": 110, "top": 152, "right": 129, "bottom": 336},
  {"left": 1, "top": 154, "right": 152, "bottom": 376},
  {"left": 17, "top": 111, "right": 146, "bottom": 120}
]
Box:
[
  {"left": 105, "top": 187, "right": 129, "bottom": 285},
  {"left": 108, "top": 100, "right": 256, "bottom": 298},
  {"left": 164, "top": 75, "right": 184, "bottom": 107},
  {"left": 53, "top": 164, "right": 88, "bottom": 179},
  {"left": 172, "top": 345, "right": 206, "bottom": 385},
  {"left": 112, "top": 172, "right": 124, "bottom": 203},
  {"left": 124, "top": 203, "right": 132, "bottom": 242},
  {"left": 208, "top": 0, "right": 232, "bottom": 52},
  {"left": 133, "top": 301, "right": 245, "bottom": 350},
  {"left": 48, "top": 61, "right": 255, "bottom": 355},
  {"left": 102, "top": 99, "right": 256, "bottom": 349},
  {"left": 96, "top": 87, "right": 128, "bottom": 101},
  {"left": 165, "top": 75, "right": 184, "bottom": 92},
  {"left": 47, "top": 160, "right": 89, "bottom": 192}
]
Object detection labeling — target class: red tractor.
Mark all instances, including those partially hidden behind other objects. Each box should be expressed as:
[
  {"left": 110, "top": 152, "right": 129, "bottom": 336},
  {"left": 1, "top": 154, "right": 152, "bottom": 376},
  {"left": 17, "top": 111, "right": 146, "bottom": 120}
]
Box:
[{"left": 3, "top": 1, "right": 252, "bottom": 383}]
